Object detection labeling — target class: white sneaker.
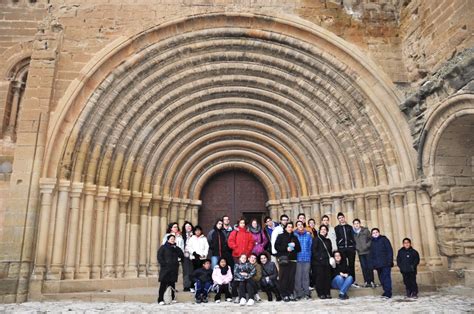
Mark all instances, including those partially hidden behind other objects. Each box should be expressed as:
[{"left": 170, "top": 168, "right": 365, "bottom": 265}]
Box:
[
  {"left": 239, "top": 298, "right": 247, "bottom": 306},
  {"left": 247, "top": 298, "right": 255, "bottom": 306},
  {"left": 309, "top": 286, "right": 315, "bottom": 291},
  {"left": 226, "top": 298, "right": 232, "bottom": 302},
  {"left": 171, "top": 300, "right": 177, "bottom": 303},
  {"left": 254, "top": 293, "right": 262, "bottom": 301},
  {"left": 233, "top": 297, "right": 239, "bottom": 303},
  {"left": 190, "top": 288, "right": 195, "bottom": 293},
  {"left": 158, "top": 301, "right": 165, "bottom": 305},
  {"left": 215, "top": 300, "right": 221, "bottom": 303}
]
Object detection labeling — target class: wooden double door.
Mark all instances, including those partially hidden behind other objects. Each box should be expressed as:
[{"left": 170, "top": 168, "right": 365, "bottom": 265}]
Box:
[{"left": 199, "top": 170, "right": 269, "bottom": 233}]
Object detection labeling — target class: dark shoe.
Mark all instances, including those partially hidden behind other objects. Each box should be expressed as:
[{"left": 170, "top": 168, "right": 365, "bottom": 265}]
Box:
[
  {"left": 326, "top": 294, "right": 332, "bottom": 299},
  {"left": 289, "top": 295, "right": 297, "bottom": 302},
  {"left": 203, "top": 296, "right": 208, "bottom": 303},
  {"left": 319, "top": 295, "right": 326, "bottom": 299},
  {"left": 276, "top": 295, "right": 282, "bottom": 302},
  {"left": 343, "top": 294, "right": 349, "bottom": 300},
  {"left": 266, "top": 292, "right": 273, "bottom": 302},
  {"left": 338, "top": 294, "right": 345, "bottom": 300},
  {"left": 195, "top": 295, "right": 202, "bottom": 304},
  {"left": 283, "top": 296, "right": 290, "bottom": 302}
]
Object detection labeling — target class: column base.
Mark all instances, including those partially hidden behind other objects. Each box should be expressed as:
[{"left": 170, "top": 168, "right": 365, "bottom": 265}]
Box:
[
  {"left": 46, "top": 265, "right": 63, "bottom": 280},
  {"left": 103, "top": 266, "right": 116, "bottom": 278},
  {"left": 31, "top": 266, "right": 46, "bottom": 280},
  {"left": 115, "top": 265, "right": 125, "bottom": 278},
  {"left": 148, "top": 264, "right": 158, "bottom": 276},
  {"left": 138, "top": 264, "right": 147, "bottom": 277},
  {"left": 91, "top": 266, "right": 101, "bottom": 279},
  {"left": 75, "top": 266, "right": 91, "bottom": 279},
  {"left": 124, "top": 266, "right": 138, "bottom": 278},
  {"left": 63, "top": 267, "right": 75, "bottom": 280}
]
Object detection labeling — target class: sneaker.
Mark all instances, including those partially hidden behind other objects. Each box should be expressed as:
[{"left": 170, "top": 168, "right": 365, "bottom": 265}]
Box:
[
  {"left": 171, "top": 300, "right": 177, "bottom": 304},
  {"left": 283, "top": 296, "right": 290, "bottom": 302},
  {"left": 364, "top": 282, "right": 372, "bottom": 288},
  {"left": 319, "top": 295, "right": 326, "bottom": 299},
  {"left": 233, "top": 297, "right": 240, "bottom": 304},
  {"left": 239, "top": 298, "right": 247, "bottom": 306},
  {"left": 371, "top": 282, "right": 377, "bottom": 288},
  {"left": 338, "top": 294, "right": 345, "bottom": 300},
  {"left": 309, "top": 286, "right": 315, "bottom": 291},
  {"left": 158, "top": 301, "right": 165, "bottom": 305},
  {"left": 381, "top": 294, "right": 391, "bottom": 299},
  {"left": 351, "top": 283, "right": 361, "bottom": 288},
  {"left": 343, "top": 294, "right": 349, "bottom": 300},
  {"left": 254, "top": 294, "right": 262, "bottom": 302},
  {"left": 226, "top": 298, "right": 232, "bottom": 302},
  {"left": 190, "top": 288, "right": 195, "bottom": 293},
  {"left": 215, "top": 300, "right": 221, "bottom": 303},
  {"left": 203, "top": 297, "right": 208, "bottom": 303},
  {"left": 247, "top": 298, "right": 255, "bottom": 306},
  {"left": 326, "top": 294, "right": 332, "bottom": 299}
]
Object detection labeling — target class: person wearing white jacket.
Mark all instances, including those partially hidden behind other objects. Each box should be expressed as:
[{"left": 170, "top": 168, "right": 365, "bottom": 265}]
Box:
[{"left": 186, "top": 225, "right": 210, "bottom": 270}]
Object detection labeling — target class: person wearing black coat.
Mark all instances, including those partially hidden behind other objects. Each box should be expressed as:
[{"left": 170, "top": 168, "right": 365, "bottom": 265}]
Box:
[
  {"left": 275, "top": 222, "right": 301, "bottom": 301},
  {"left": 397, "top": 238, "right": 420, "bottom": 298},
  {"left": 369, "top": 228, "right": 393, "bottom": 298},
  {"left": 335, "top": 212, "right": 357, "bottom": 283},
  {"left": 259, "top": 251, "right": 281, "bottom": 301},
  {"left": 311, "top": 224, "right": 333, "bottom": 299},
  {"left": 182, "top": 221, "right": 194, "bottom": 292},
  {"left": 157, "top": 234, "right": 185, "bottom": 304},
  {"left": 208, "top": 220, "right": 232, "bottom": 269}
]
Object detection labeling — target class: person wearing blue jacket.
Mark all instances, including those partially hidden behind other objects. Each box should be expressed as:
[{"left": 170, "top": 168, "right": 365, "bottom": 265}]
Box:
[
  {"left": 294, "top": 220, "right": 313, "bottom": 300},
  {"left": 369, "top": 228, "right": 393, "bottom": 298}
]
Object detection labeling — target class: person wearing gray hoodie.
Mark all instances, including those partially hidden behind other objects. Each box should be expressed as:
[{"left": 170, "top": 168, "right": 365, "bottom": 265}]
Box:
[{"left": 353, "top": 219, "right": 375, "bottom": 288}]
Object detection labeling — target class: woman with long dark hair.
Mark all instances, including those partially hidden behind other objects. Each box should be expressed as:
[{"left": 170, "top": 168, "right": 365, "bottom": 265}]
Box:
[
  {"left": 312, "top": 224, "right": 333, "bottom": 299},
  {"left": 181, "top": 221, "right": 194, "bottom": 292}
]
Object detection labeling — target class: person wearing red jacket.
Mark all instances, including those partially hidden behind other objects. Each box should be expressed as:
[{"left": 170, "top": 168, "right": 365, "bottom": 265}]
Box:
[{"left": 227, "top": 218, "right": 255, "bottom": 263}]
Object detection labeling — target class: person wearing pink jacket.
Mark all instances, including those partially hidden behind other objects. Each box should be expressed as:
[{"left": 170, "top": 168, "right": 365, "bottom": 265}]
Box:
[
  {"left": 212, "top": 257, "right": 233, "bottom": 303},
  {"left": 248, "top": 218, "right": 269, "bottom": 256}
]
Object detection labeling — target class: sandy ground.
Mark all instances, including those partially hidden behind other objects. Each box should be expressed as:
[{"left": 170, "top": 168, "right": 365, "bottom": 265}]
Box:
[{"left": 1, "top": 286, "right": 473, "bottom": 313}]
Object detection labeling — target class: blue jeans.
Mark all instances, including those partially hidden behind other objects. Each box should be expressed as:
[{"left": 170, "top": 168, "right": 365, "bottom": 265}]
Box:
[
  {"left": 331, "top": 275, "right": 354, "bottom": 295},
  {"left": 211, "top": 256, "right": 219, "bottom": 269},
  {"left": 195, "top": 280, "right": 212, "bottom": 297}
]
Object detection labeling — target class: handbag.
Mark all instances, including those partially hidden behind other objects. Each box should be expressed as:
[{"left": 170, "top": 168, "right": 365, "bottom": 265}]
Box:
[
  {"left": 319, "top": 235, "right": 336, "bottom": 269},
  {"left": 277, "top": 255, "right": 289, "bottom": 265}
]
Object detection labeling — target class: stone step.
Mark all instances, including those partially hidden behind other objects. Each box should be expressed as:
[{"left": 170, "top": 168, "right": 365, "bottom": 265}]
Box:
[{"left": 41, "top": 284, "right": 438, "bottom": 304}]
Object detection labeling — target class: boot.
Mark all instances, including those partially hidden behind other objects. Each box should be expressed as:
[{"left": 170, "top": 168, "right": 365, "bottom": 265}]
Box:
[
  {"left": 273, "top": 288, "right": 282, "bottom": 302},
  {"left": 266, "top": 291, "right": 273, "bottom": 302}
]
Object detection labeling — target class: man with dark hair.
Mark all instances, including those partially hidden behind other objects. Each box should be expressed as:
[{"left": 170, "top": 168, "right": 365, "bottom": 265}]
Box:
[
  {"left": 270, "top": 214, "right": 289, "bottom": 266},
  {"left": 353, "top": 218, "right": 375, "bottom": 288},
  {"left": 263, "top": 216, "right": 278, "bottom": 253},
  {"left": 335, "top": 212, "right": 358, "bottom": 287}
]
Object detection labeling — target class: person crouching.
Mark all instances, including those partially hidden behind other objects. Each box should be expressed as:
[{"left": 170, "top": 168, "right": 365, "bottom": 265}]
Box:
[
  {"left": 192, "top": 259, "right": 213, "bottom": 303},
  {"left": 234, "top": 254, "right": 256, "bottom": 306},
  {"left": 212, "top": 257, "right": 233, "bottom": 303}
]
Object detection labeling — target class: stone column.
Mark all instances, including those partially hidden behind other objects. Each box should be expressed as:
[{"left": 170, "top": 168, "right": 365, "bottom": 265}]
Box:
[
  {"left": 300, "top": 197, "right": 311, "bottom": 220},
  {"left": 91, "top": 186, "right": 109, "bottom": 279},
  {"left": 116, "top": 190, "right": 130, "bottom": 278},
  {"left": 77, "top": 184, "right": 97, "bottom": 279},
  {"left": 125, "top": 191, "right": 142, "bottom": 277},
  {"left": 4, "top": 81, "right": 22, "bottom": 137},
  {"left": 169, "top": 200, "right": 179, "bottom": 223},
  {"left": 419, "top": 190, "right": 443, "bottom": 267},
  {"left": 103, "top": 187, "right": 120, "bottom": 278},
  {"left": 333, "top": 197, "right": 342, "bottom": 215},
  {"left": 266, "top": 200, "right": 280, "bottom": 220},
  {"left": 149, "top": 199, "right": 161, "bottom": 275},
  {"left": 189, "top": 202, "right": 199, "bottom": 227},
  {"left": 354, "top": 195, "right": 367, "bottom": 225},
  {"left": 406, "top": 189, "right": 424, "bottom": 265},
  {"left": 178, "top": 201, "right": 188, "bottom": 228},
  {"left": 47, "top": 180, "right": 70, "bottom": 279},
  {"left": 138, "top": 193, "right": 152, "bottom": 277},
  {"left": 391, "top": 192, "right": 406, "bottom": 246},
  {"left": 310, "top": 197, "right": 321, "bottom": 223},
  {"left": 321, "top": 199, "right": 333, "bottom": 222},
  {"left": 343, "top": 197, "right": 355, "bottom": 224},
  {"left": 160, "top": 198, "right": 171, "bottom": 240},
  {"left": 64, "top": 182, "right": 84, "bottom": 279},
  {"left": 281, "top": 200, "right": 293, "bottom": 219},
  {"left": 365, "top": 193, "right": 378, "bottom": 228},
  {"left": 32, "top": 178, "right": 56, "bottom": 279},
  {"left": 379, "top": 192, "right": 394, "bottom": 242}
]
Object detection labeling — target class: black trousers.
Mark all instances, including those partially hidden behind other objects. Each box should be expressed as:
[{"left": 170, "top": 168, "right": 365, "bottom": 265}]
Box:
[
  {"left": 182, "top": 257, "right": 193, "bottom": 290},
  {"left": 278, "top": 261, "right": 297, "bottom": 298},
  {"left": 236, "top": 280, "right": 255, "bottom": 299},
  {"left": 157, "top": 281, "right": 175, "bottom": 303},
  {"left": 215, "top": 283, "right": 232, "bottom": 301},
  {"left": 340, "top": 248, "right": 356, "bottom": 281},
  {"left": 261, "top": 280, "right": 281, "bottom": 301},
  {"left": 314, "top": 264, "right": 331, "bottom": 297},
  {"left": 402, "top": 272, "right": 418, "bottom": 296}
]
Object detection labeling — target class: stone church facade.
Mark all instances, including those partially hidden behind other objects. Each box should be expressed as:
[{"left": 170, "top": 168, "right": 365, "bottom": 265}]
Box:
[{"left": 0, "top": 0, "right": 472, "bottom": 303}]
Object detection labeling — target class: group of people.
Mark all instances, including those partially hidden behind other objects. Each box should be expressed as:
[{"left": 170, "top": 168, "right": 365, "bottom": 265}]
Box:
[{"left": 157, "top": 212, "right": 421, "bottom": 305}]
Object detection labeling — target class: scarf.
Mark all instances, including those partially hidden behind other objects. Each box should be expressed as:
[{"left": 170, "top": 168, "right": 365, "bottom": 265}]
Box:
[
  {"left": 220, "top": 265, "right": 228, "bottom": 275},
  {"left": 248, "top": 224, "right": 261, "bottom": 234}
]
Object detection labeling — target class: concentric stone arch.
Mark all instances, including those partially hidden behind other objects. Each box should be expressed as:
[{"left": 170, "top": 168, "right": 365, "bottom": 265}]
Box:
[{"left": 34, "top": 13, "right": 443, "bottom": 283}]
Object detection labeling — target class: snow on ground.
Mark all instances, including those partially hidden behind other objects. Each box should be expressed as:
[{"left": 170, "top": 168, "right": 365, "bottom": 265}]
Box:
[{"left": 1, "top": 287, "right": 473, "bottom": 313}]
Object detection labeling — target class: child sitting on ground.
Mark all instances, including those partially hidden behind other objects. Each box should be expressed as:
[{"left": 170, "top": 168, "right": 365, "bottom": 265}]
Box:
[
  {"left": 192, "top": 259, "right": 213, "bottom": 303},
  {"left": 211, "top": 257, "right": 233, "bottom": 303}
]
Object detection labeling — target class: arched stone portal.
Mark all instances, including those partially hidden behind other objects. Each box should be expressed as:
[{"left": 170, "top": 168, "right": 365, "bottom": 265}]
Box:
[
  {"left": 31, "top": 13, "right": 444, "bottom": 293},
  {"left": 199, "top": 170, "right": 269, "bottom": 232}
]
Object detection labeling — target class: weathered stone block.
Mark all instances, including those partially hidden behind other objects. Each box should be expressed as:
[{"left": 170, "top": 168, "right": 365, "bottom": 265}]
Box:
[{"left": 451, "top": 187, "right": 474, "bottom": 202}]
